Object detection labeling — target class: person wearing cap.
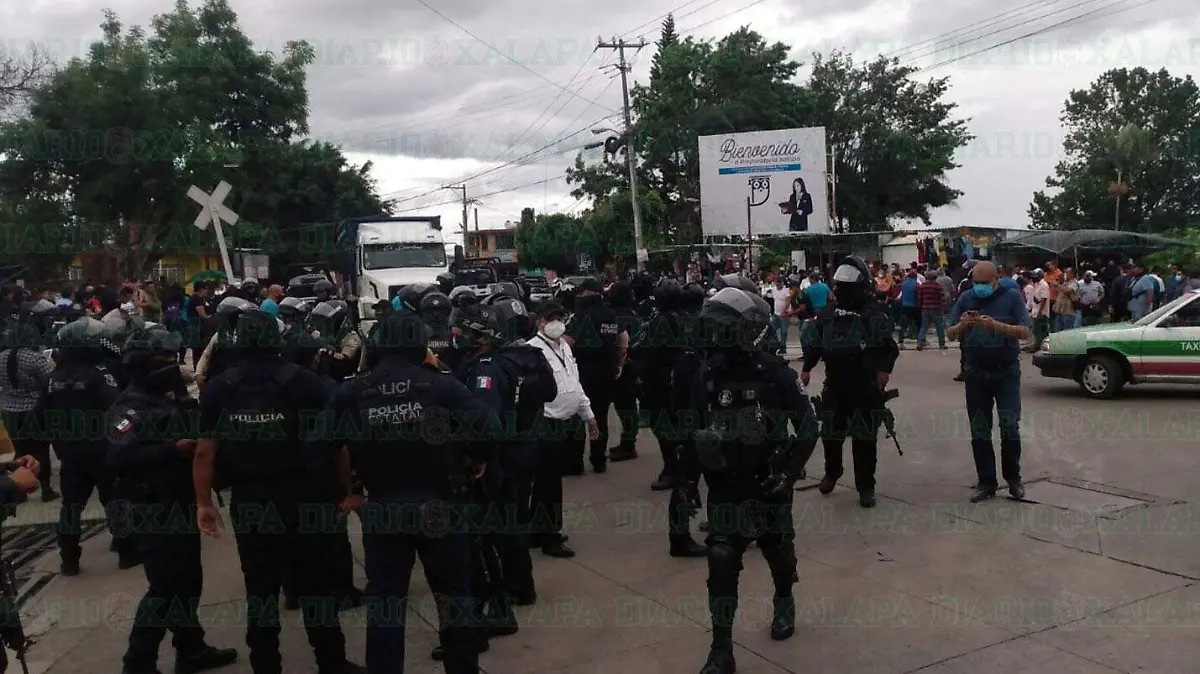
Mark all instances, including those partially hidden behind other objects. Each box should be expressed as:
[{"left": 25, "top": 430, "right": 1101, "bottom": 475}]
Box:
[
  {"left": 526, "top": 299, "right": 598, "bottom": 558},
  {"left": 562, "top": 278, "right": 627, "bottom": 475},
  {"left": 1026, "top": 269, "right": 1051, "bottom": 350},
  {"left": 1078, "top": 270, "right": 1105, "bottom": 326},
  {"left": 1128, "top": 261, "right": 1157, "bottom": 320}
]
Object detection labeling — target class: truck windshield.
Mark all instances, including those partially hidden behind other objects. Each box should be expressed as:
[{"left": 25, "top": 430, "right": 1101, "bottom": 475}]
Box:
[
  {"left": 363, "top": 243, "right": 446, "bottom": 269},
  {"left": 456, "top": 269, "right": 494, "bottom": 286}
]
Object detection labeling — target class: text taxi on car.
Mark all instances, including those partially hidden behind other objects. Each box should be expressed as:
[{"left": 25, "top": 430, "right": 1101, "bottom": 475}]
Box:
[{"left": 1033, "top": 289, "right": 1200, "bottom": 399}]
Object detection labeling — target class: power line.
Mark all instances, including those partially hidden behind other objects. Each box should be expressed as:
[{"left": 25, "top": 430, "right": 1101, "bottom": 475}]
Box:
[
  {"left": 880, "top": 0, "right": 1078, "bottom": 61},
  {"left": 621, "top": 0, "right": 708, "bottom": 39},
  {"left": 390, "top": 176, "right": 563, "bottom": 214},
  {"left": 381, "top": 113, "right": 613, "bottom": 202},
  {"left": 677, "top": 0, "right": 772, "bottom": 35},
  {"left": 896, "top": 0, "right": 1116, "bottom": 68},
  {"left": 413, "top": 0, "right": 612, "bottom": 109},
  {"left": 918, "top": 0, "right": 1162, "bottom": 72}
]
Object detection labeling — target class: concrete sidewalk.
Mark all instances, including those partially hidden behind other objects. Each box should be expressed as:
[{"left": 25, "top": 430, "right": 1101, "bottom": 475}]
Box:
[{"left": 7, "top": 353, "right": 1200, "bottom": 673}]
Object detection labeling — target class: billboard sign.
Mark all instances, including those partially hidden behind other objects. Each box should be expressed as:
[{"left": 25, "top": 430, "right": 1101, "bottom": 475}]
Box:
[{"left": 698, "top": 127, "right": 829, "bottom": 236}]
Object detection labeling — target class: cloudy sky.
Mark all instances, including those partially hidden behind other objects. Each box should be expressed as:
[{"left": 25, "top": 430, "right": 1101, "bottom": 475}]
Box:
[{"left": 7, "top": 0, "right": 1200, "bottom": 247}]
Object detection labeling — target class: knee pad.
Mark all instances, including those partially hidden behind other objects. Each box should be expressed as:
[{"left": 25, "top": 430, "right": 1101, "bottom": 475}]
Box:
[{"left": 705, "top": 538, "right": 743, "bottom": 580}]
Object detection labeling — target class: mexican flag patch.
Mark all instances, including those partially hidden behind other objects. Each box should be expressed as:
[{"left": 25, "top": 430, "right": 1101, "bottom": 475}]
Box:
[
  {"left": 476, "top": 376, "right": 493, "bottom": 390},
  {"left": 115, "top": 418, "right": 133, "bottom": 434}
]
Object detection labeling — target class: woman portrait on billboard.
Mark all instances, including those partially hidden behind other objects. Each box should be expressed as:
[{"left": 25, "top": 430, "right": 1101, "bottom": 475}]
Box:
[{"left": 778, "top": 177, "right": 814, "bottom": 232}]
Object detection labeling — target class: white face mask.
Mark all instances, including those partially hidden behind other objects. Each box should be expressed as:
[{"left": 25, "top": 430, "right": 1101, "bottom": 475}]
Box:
[{"left": 542, "top": 320, "right": 566, "bottom": 340}]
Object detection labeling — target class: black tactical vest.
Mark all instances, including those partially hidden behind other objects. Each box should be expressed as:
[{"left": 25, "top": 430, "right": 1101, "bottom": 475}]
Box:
[
  {"left": 701, "top": 364, "right": 783, "bottom": 478},
  {"left": 217, "top": 363, "right": 303, "bottom": 485},
  {"left": 344, "top": 364, "right": 462, "bottom": 499},
  {"left": 45, "top": 363, "right": 115, "bottom": 452}
]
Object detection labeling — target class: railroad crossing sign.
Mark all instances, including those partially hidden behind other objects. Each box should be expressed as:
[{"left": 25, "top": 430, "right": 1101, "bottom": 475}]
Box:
[{"left": 187, "top": 181, "right": 239, "bottom": 282}]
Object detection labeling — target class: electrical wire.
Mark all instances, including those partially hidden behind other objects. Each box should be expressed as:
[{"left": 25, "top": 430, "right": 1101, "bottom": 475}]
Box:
[
  {"left": 677, "top": 0, "right": 772, "bottom": 35},
  {"left": 621, "top": 0, "right": 708, "bottom": 39},
  {"left": 896, "top": 0, "right": 1118, "bottom": 68},
  {"left": 918, "top": 0, "right": 1164, "bottom": 71},
  {"left": 880, "top": 0, "right": 1080, "bottom": 61},
  {"left": 390, "top": 176, "right": 564, "bottom": 213},
  {"left": 413, "top": 0, "right": 611, "bottom": 109}
]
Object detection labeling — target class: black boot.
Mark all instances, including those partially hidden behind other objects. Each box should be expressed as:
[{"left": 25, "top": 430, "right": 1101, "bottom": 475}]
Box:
[
  {"left": 669, "top": 536, "right": 707, "bottom": 558},
  {"left": 431, "top": 640, "right": 489, "bottom": 660},
  {"left": 858, "top": 491, "right": 877, "bottom": 508},
  {"left": 608, "top": 441, "right": 638, "bottom": 462},
  {"left": 41, "top": 486, "right": 60, "bottom": 503},
  {"left": 174, "top": 646, "right": 238, "bottom": 674},
  {"left": 770, "top": 595, "right": 796, "bottom": 641},
  {"left": 117, "top": 549, "right": 142, "bottom": 570},
  {"left": 61, "top": 558, "right": 80, "bottom": 576},
  {"left": 700, "top": 645, "right": 736, "bottom": 673},
  {"left": 651, "top": 472, "right": 674, "bottom": 491},
  {"left": 318, "top": 661, "right": 367, "bottom": 674},
  {"left": 818, "top": 474, "right": 838, "bottom": 495},
  {"left": 590, "top": 454, "right": 607, "bottom": 474}
]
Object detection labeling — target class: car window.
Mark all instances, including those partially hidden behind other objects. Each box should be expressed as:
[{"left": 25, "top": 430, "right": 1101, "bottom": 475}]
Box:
[
  {"left": 1137, "top": 293, "right": 1197, "bottom": 327},
  {"left": 1172, "top": 298, "right": 1200, "bottom": 327}
]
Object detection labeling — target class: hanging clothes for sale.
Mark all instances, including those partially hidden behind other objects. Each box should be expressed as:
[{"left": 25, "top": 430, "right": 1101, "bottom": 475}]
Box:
[
  {"left": 962, "top": 236, "right": 975, "bottom": 259},
  {"left": 916, "top": 240, "right": 925, "bottom": 265},
  {"left": 937, "top": 239, "right": 949, "bottom": 268}
]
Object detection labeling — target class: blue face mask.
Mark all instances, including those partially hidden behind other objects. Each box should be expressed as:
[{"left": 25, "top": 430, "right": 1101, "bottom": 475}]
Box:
[{"left": 972, "top": 283, "right": 995, "bottom": 299}]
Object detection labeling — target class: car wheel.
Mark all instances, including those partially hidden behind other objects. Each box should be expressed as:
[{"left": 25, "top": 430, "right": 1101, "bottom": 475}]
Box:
[{"left": 1077, "top": 355, "right": 1122, "bottom": 399}]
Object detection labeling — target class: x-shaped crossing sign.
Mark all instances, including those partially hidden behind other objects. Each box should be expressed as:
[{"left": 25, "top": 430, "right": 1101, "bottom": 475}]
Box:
[
  {"left": 187, "top": 181, "right": 239, "bottom": 281},
  {"left": 188, "top": 181, "right": 239, "bottom": 230}
]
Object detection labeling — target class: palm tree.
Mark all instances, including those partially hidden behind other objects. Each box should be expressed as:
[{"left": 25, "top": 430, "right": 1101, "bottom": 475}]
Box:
[{"left": 1108, "top": 123, "right": 1157, "bottom": 231}]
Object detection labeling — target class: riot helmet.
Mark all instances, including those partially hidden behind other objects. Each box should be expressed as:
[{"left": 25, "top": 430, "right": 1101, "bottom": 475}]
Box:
[
  {"left": 700, "top": 287, "right": 773, "bottom": 351},
  {"left": 607, "top": 281, "right": 633, "bottom": 308},
  {"left": 122, "top": 325, "right": 185, "bottom": 393},
  {"left": 435, "top": 272, "right": 455, "bottom": 295},
  {"left": 313, "top": 278, "right": 336, "bottom": 302},
  {"left": 217, "top": 295, "right": 255, "bottom": 316},
  {"left": 484, "top": 282, "right": 521, "bottom": 304},
  {"left": 711, "top": 273, "right": 760, "bottom": 296},
  {"left": 369, "top": 312, "right": 428, "bottom": 362},
  {"left": 54, "top": 317, "right": 107, "bottom": 363},
  {"left": 652, "top": 278, "right": 683, "bottom": 312},
  {"left": 307, "top": 301, "right": 339, "bottom": 337},
  {"left": 278, "top": 296, "right": 310, "bottom": 323},
  {"left": 234, "top": 309, "right": 284, "bottom": 353},
  {"left": 831, "top": 255, "right": 872, "bottom": 309},
  {"left": 240, "top": 276, "right": 260, "bottom": 294},
  {"left": 449, "top": 286, "right": 478, "bottom": 308}
]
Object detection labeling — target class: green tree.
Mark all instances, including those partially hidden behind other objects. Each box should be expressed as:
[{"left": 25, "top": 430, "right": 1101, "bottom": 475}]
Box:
[
  {"left": 584, "top": 188, "right": 669, "bottom": 269},
  {"left": 803, "top": 52, "right": 972, "bottom": 232},
  {"left": 0, "top": 0, "right": 387, "bottom": 279},
  {"left": 514, "top": 210, "right": 589, "bottom": 271},
  {"left": 1029, "top": 67, "right": 1200, "bottom": 233}
]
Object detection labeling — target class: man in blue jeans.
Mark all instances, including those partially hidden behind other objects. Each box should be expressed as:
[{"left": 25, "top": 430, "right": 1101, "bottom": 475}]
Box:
[{"left": 947, "top": 261, "right": 1032, "bottom": 503}]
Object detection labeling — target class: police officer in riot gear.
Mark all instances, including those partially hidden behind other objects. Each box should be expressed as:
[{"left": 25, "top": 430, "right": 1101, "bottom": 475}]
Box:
[
  {"left": 450, "top": 300, "right": 538, "bottom": 643},
  {"left": 682, "top": 283, "right": 706, "bottom": 315},
  {"left": 34, "top": 317, "right": 139, "bottom": 575},
  {"left": 195, "top": 296, "right": 255, "bottom": 388},
  {"left": 801, "top": 255, "right": 900, "bottom": 509},
  {"left": 680, "top": 288, "right": 819, "bottom": 674},
  {"left": 194, "top": 310, "right": 364, "bottom": 674},
  {"left": 278, "top": 296, "right": 310, "bottom": 326},
  {"left": 564, "top": 278, "right": 628, "bottom": 474},
  {"left": 420, "top": 290, "right": 457, "bottom": 370},
  {"left": 606, "top": 281, "right": 640, "bottom": 461},
  {"left": 306, "top": 311, "right": 499, "bottom": 674},
  {"left": 239, "top": 278, "right": 261, "bottom": 303},
  {"left": 323, "top": 300, "right": 362, "bottom": 380},
  {"left": 108, "top": 325, "right": 239, "bottom": 674},
  {"left": 638, "top": 278, "right": 686, "bottom": 490}
]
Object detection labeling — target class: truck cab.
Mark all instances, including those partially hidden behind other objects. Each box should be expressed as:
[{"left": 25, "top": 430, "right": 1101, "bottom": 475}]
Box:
[{"left": 337, "top": 216, "right": 450, "bottom": 319}]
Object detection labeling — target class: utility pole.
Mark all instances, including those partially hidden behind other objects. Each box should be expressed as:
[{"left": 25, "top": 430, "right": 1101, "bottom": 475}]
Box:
[
  {"left": 442, "top": 183, "right": 476, "bottom": 249},
  {"left": 597, "top": 36, "right": 647, "bottom": 271}
]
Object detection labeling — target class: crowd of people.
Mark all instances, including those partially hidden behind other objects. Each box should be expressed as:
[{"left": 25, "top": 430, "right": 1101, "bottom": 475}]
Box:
[{"left": 0, "top": 248, "right": 1175, "bottom": 674}]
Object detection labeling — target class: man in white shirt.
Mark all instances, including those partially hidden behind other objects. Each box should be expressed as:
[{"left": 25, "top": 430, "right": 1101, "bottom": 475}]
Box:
[
  {"left": 1027, "top": 269, "right": 1051, "bottom": 350},
  {"left": 525, "top": 300, "right": 598, "bottom": 559},
  {"left": 766, "top": 278, "right": 791, "bottom": 352}
]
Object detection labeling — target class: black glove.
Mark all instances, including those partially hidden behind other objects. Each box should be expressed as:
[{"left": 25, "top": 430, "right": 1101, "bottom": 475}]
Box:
[{"left": 761, "top": 473, "right": 795, "bottom": 499}]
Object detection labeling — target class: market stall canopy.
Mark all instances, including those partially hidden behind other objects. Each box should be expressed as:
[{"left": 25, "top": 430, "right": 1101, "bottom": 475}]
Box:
[{"left": 994, "top": 229, "right": 1189, "bottom": 254}]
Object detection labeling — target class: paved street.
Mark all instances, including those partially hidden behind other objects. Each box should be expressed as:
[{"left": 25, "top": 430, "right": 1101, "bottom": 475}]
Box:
[{"left": 7, "top": 347, "right": 1200, "bottom": 674}]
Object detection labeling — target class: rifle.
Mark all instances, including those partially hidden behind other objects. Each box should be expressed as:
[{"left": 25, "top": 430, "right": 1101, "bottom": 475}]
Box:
[{"left": 811, "top": 388, "right": 902, "bottom": 456}]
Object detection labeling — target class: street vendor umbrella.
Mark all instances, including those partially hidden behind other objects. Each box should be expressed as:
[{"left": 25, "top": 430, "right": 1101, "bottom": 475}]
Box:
[{"left": 186, "top": 269, "right": 227, "bottom": 284}]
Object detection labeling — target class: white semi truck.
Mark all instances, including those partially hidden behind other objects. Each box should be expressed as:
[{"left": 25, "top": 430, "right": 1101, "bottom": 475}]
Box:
[{"left": 336, "top": 215, "right": 460, "bottom": 319}]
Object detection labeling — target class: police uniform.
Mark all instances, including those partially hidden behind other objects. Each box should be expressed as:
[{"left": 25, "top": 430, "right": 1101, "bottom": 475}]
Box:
[
  {"left": 306, "top": 313, "right": 498, "bottom": 674},
  {"left": 198, "top": 312, "right": 361, "bottom": 674},
  {"left": 801, "top": 257, "right": 900, "bottom": 509},
  {"left": 636, "top": 280, "right": 688, "bottom": 491},
  {"left": 107, "top": 326, "right": 237, "bottom": 674},
  {"left": 679, "top": 288, "right": 819, "bottom": 674},
  {"left": 606, "top": 282, "right": 641, "bottom": 461},
  {"left": 34, "top": 318, "right": 137, "bottom": 574},
  {"left": 564, "top": 280, "right": 625, "bottom": 473}
]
